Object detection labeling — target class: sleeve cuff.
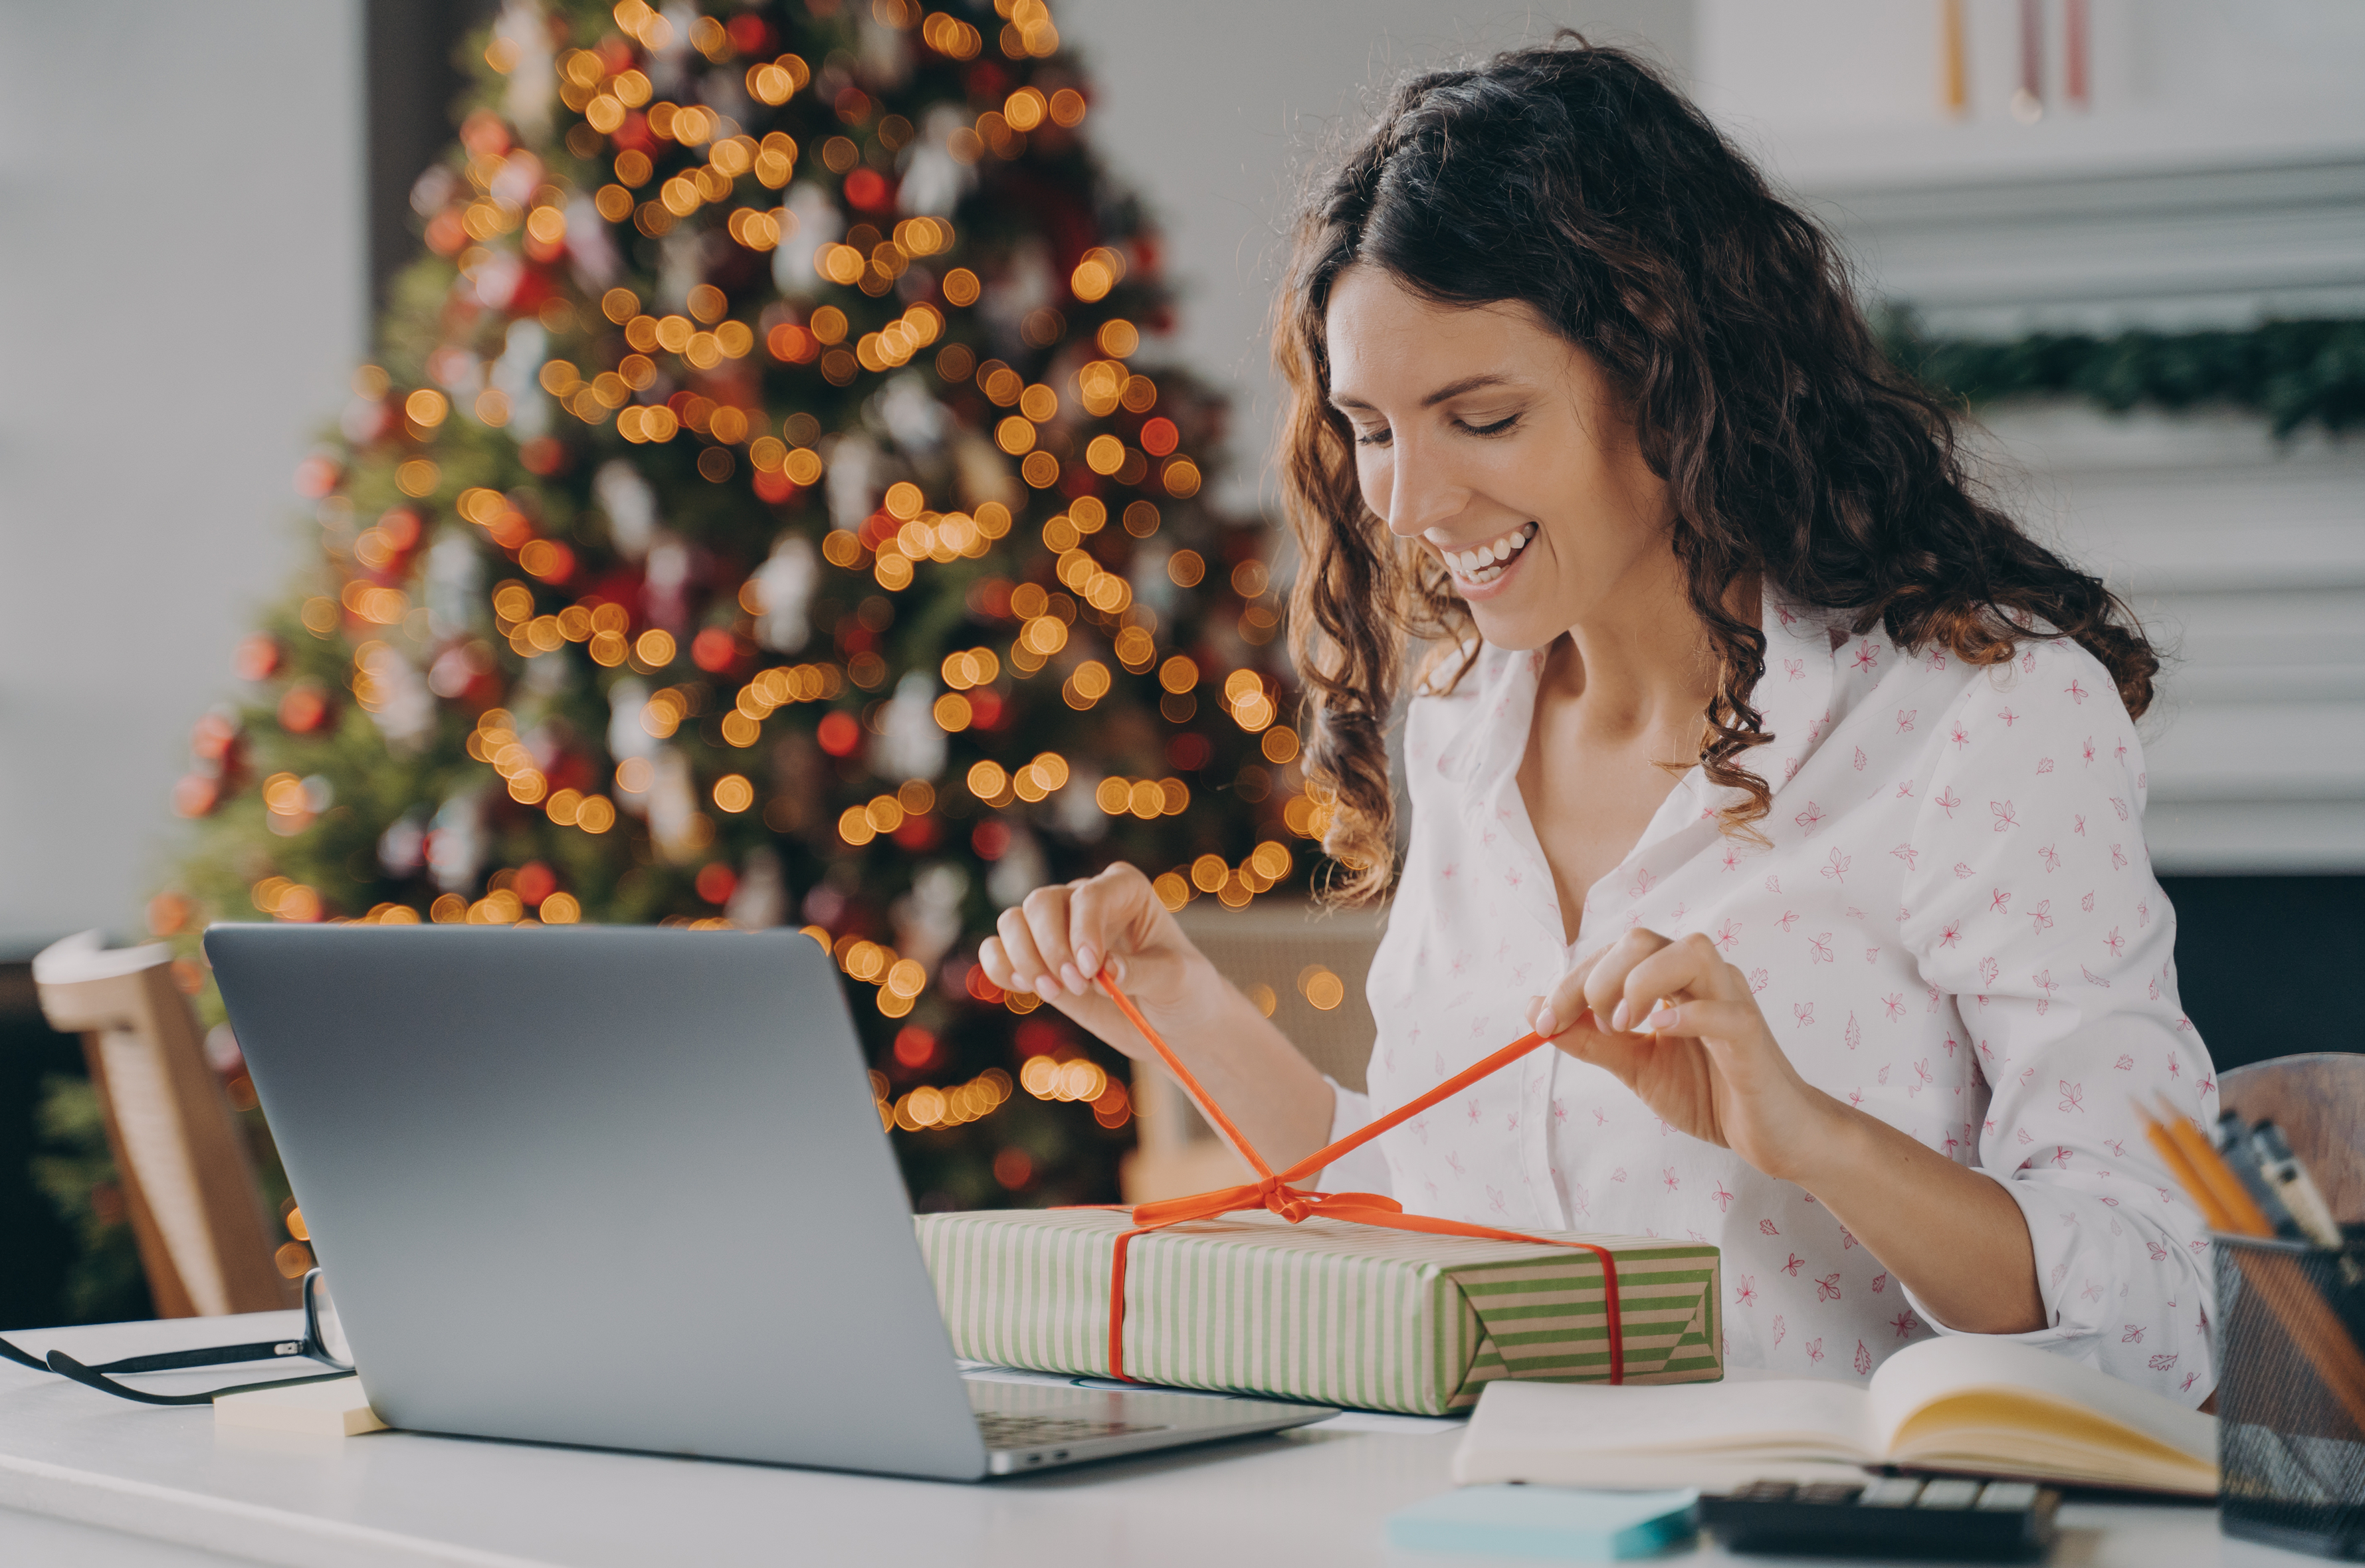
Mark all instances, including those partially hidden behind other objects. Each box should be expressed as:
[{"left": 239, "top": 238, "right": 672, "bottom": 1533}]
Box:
[
  {"left": 1310, "top": 1078, "right": 1392, "bottom": 1195},
  {"left": 1895, "top": 1177, "right": 2091, "bottom": 1355}
]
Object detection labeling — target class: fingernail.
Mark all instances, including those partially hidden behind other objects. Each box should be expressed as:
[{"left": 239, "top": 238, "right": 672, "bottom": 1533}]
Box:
[
  {"left": 1609, "top": 999, "right": 1632, "bottom": 1032},
  {"left": 1533, "top": 1006, "right": 1559, "bottom": 1038},
  {"left": 1076, "top": 945, "right": 1100, "bottom": 979},
  {"left": 1641, "top": 1005, "right": 1679, "bottom": 1032},
  {"left": 1061, "top": 963, "right": 1087, "bottom": 995}
]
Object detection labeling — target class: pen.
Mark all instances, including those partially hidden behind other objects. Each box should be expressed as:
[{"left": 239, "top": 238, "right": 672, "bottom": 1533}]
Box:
[
  {"left": 2215, "top": 1115, "right": 2301, "bottom": 1239},
  {"left": 2251, "top": 1122, "right": 2344, "bottom": 1250}
]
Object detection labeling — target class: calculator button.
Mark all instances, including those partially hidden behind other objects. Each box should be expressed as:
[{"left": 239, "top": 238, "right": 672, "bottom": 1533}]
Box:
[
  {"left": 1798, "top": 1482, "right": 1865, "bottom": 1505},
  {"left": 1859, "top": 1478, "right": 1926, "bottom": 1507},
  {"left": 1974, "top": 1482, "right": 2039, "bottom": 1510},
  {"left": 1732, "top": 1481, "right": 1796, "bottom": 1502},
  {"left": 1915, "top": 1479, "right": 1982, "bottom": 1510}
]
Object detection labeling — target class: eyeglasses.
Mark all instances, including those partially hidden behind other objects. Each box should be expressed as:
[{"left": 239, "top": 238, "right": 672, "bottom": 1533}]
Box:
[{"left": 0, "top": 1269, "right": 355, "bottom": 1406}]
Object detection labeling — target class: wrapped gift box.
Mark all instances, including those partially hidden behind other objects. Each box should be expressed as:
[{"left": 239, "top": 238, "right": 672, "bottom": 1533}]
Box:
[{"left": 916, "top": 1207, "right": 1721, "bottom": 1416}]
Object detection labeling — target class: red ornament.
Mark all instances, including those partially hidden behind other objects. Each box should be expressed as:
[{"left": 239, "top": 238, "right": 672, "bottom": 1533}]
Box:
[
  {"left": 690, "top": 627, "right": 742, "bottom": 674},
  {"left": 766, "top": 322, "right": 818, "bottom": 363},
  {"left": 816, "top": 712, "right": 862, "bottom": 757},
  {"left": 233, "top": 633, "right": 282, "bottom": 682},
  {"left": 292, "top": 455, "right": 340, "bottom": 498},
  {"left": 1015, "top": 1019, "right": 1065, "bottom": 1057},
  {"left": 892, "top": 1027, "right": 937, "bottom": 1069},
  {"left": 1139, "top": 417, "right": 1179, "bottom": 457},
  {"left": 966, "top": 688, "right": 1005, "bottom": 730},
  {"left": 725, "top": 13, "right": 771, "bottom": 54},
  {"left": 523, "top": 541, "right": 575, "bottom": 583},
  {"left": 170, "top": 776, "right": 221, "bottom": 819},
  {"left": 458, "top": 109, "right": 510, "bottom": 157},
  {"left": 514, "top": 862, "right": 558, "bottom": 907},
  {"left": 892, "top": 815, "right": 940, "bottom": 852},
  {"left": 191, "top": 712, "right": 240, "bottom": 761},
  {"left": 694, "top": 862, "right": 738, "bottom": 904},
  {"left": 379, "top": 508, "right": 423, "bottom": 549},
  {"left": 753, "top": 468, "right": 797, "bottom": 504},
  {"left": 278, "top": 682, "right": 332, "bottom": 735},
  {"left": 842, "top": 167, "right": 894, "bottom": 213},
  {"left": 971, "top": 819, "right": 1011, "bottom": 860}
]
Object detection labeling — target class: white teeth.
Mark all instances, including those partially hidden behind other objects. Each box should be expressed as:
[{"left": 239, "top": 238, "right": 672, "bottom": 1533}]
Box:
[{"left": 1443, "top": 524, "right": 1535, "bottom": 580}]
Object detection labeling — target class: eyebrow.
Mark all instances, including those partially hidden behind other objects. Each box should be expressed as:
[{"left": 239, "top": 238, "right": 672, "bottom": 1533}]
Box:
[{"left": 1328, "top": 373, "right": 1520, "bottom": 413}]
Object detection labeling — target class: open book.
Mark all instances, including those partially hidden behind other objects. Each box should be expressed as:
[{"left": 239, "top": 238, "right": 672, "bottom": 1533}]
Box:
[{"left": 1455, "top": 1335, "right": 2216, "bottom": 1496}]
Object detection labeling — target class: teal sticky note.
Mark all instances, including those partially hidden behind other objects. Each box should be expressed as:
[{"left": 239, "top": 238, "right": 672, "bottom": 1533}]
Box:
[{"left": 1387, "top": 1486, "right": 1700, "bottom": 1561}]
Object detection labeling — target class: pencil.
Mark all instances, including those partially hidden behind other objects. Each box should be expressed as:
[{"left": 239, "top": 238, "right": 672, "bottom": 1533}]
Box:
[
  {"left": 2132, "top": 1099, "right": 2238, "bottom": 1232},
  {"left": 2154, "top": 1097, "right": 2274, "bottom": 1236}
]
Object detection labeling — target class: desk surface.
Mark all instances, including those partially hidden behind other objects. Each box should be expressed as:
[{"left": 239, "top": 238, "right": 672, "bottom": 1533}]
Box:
[{"left": 0, "top": 1313, "right": 2295, "bottom": 1568}]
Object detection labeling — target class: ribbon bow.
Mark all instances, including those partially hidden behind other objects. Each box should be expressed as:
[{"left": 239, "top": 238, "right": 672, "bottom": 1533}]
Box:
[{"left": 1089, "top": 971, "right": 1623, "bottom": 1386}]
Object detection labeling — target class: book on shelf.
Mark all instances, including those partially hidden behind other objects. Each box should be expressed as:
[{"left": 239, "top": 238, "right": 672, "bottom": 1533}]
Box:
[{"left": 1454, "top": 1335, "right": 2215, "bottom": 1497}]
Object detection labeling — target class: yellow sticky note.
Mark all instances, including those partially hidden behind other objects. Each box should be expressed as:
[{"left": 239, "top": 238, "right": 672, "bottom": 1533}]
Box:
[{"left": 213, "top": 1376, "right": 387, "bottom": 1438}]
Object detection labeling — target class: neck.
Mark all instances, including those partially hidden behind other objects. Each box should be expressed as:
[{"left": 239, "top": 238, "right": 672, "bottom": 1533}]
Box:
[{"left": 1546, "top": 549, "right": 1744, "bottom": 748}]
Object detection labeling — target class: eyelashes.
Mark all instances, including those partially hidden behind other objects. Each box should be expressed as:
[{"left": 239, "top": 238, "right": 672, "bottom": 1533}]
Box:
[{"left": 1350, "top": 413, "right": 1524, "bottom": 449}]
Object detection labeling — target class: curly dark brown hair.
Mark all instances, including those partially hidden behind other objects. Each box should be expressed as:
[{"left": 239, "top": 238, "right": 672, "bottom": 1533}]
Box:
[{"left": 1278, "top": 37, "right": 2158, "bottom": 905}]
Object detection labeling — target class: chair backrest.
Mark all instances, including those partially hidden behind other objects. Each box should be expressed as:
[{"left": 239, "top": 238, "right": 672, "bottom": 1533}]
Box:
[
  {"left": 1122, "top": 900, "right": 1386, "bottom": 1205},
  {"left": 33, "top": 931, "right": 292, "bottom": 1316},
  {"left": 2219, "top": 1052, "right": 2365, "bottom": 1225}
]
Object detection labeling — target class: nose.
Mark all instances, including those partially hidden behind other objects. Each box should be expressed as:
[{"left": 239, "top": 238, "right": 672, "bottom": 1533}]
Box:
[{"left": 1373, "top": 431, "right": 1465, "bottom": 541}]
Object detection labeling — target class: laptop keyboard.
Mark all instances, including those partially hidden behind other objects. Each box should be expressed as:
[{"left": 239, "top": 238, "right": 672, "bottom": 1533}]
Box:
[{"left": 974, "top": 1412, "right": 1169, "bottom": 1448}]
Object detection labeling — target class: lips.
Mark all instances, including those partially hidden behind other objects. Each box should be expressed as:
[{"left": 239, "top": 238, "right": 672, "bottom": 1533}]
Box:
[{"left": 1440, "top": 522, "right": 1536, "bottom": 585}]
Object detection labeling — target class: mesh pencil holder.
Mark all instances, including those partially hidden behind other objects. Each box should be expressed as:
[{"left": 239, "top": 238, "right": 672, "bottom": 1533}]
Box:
[{"left": 2216, "top": 1232, "right": 2365, "bottom": 1559}]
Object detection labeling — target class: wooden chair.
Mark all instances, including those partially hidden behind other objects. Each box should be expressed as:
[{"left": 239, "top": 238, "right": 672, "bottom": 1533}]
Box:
[
  {"left": 33, "top": 931, "right": 294, "bottom": 1317},
  {"left": 1120, "top": 900, "right": 1386, "bottom": 1204},
  {"left": 2219, "top": 1053, "right": 2365, "bottom": 1225}
]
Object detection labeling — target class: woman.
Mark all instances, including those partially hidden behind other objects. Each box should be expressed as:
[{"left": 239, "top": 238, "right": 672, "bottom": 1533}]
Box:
[{"left": 979, "top": 41, "right": 2217, "bottom": 1400}]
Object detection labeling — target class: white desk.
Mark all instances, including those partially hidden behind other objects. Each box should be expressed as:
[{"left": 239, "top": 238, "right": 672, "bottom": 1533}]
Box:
[{"left": 0, "top": 1312, "right": 2287, "bottom": 1568}]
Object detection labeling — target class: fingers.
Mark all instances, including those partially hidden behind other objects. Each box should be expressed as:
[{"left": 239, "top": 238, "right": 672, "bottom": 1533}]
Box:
[
  {"left": 1526, "top": 949, "right": 1601, "bottom": 1039},
  {"left": 987, "top": 864, "right": 1170, "bottom": 999},
  {"left": 1020, "top": 881, "right": 1094, "bottom": 996},
  {"left": 1065, "top": 863, "right": 1158, "bottom": 987},
  {"left": 1579, "top": 928, "right": 1677, "bottom": 1032},
  {"left": 988, "top": 901, "right": 1055, "bottom": 995},
  {"left": 1625, "top": 997, "right": 1762, "bottom": 1050},
  {"left": 1581, "top": 929, "right": 1748, "bottom": 1034},
  {"left": 1615, "top": 932, "right": 1750, "bottom": 1030}
]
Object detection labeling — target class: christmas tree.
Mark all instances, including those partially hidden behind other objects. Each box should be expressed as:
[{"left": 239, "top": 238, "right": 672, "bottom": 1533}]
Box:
[{"left": 128, "top": 0, "right": 1326, "bottom": 1279}]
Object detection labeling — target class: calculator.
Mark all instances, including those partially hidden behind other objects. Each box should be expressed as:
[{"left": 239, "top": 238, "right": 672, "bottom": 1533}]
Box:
[{"left": 1700, "top": 1476, "right": 2060, "bottom": 1559}]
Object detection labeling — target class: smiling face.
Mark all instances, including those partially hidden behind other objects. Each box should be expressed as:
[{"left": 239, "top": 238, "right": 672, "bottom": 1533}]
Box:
[{"left": 1323, "top": 264, "right": 1674, "bottom": 651}]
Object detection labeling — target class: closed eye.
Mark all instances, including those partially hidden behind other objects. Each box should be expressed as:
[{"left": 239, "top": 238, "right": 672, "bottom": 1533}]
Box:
[{"left": 1461, "top": 413, "right": 1522, "bottom": 437}]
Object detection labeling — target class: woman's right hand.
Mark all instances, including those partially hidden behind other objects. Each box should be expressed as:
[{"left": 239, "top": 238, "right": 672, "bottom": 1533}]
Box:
[{"left": 976, "top": 862, "right": 1206, "bottom": 1061}]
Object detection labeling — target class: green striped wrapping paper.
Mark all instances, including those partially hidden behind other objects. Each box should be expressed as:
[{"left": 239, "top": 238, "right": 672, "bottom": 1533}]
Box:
[{"left": 915, "top": 1209, "right": 1720, "bottom": 1415}]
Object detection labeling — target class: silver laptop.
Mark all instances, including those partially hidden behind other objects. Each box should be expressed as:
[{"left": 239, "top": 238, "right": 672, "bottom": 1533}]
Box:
[{"left": 205, "top": 922, "right": 1332, "bottom": 1479}]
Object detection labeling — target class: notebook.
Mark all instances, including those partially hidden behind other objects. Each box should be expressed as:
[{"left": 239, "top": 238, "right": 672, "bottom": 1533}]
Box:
[{"left": 1453, "top": 1336, "right": 2217, "bottom": 1497}]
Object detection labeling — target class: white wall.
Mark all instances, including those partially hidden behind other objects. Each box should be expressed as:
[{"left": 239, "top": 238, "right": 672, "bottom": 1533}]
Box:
[
  {"left": 0, "top": 3, "right": 365, "bottom": 945},
  {"left": 1059, "top": 0, "right": 1696, "bottom": 515}
]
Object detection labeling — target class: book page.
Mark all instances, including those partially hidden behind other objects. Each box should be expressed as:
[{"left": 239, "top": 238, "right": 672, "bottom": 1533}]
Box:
[
  {"left": 1865, "top": 1336, "right": 2215, "bottom": 1478},
  {"left": 1461, "top": 1377, "right": 1879, "bottom": 1467}
]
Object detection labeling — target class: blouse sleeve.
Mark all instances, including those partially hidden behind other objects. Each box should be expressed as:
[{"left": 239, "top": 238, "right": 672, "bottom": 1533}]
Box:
[
  {"left": 1312, "top": 1079, "right": 1394, "bottom": 1195},
  {"left": 1897, "top": 640, "right": 2219, "bottom": 1406}
]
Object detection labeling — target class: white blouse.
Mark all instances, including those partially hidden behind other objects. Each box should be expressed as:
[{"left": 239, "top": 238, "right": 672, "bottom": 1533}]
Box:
[{"left": 1322, "top": 591, "right": 2220, "bottom": 1402}]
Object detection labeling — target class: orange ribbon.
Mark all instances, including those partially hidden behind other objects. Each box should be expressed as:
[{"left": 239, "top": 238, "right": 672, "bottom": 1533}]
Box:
[{"left": 1087, "top": 971, "right": 1623, "bottom": 1387}]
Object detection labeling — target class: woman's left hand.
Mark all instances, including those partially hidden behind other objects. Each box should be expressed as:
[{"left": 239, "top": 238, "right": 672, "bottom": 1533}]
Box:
[{"left": 1526, "top": 928, "right": 1841, "bottom": 1185}]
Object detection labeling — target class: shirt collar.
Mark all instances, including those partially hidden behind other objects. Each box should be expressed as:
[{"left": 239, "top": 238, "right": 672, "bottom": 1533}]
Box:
[{"left": 1429, "top": 585, "right": 1840, "bottom": 821}]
